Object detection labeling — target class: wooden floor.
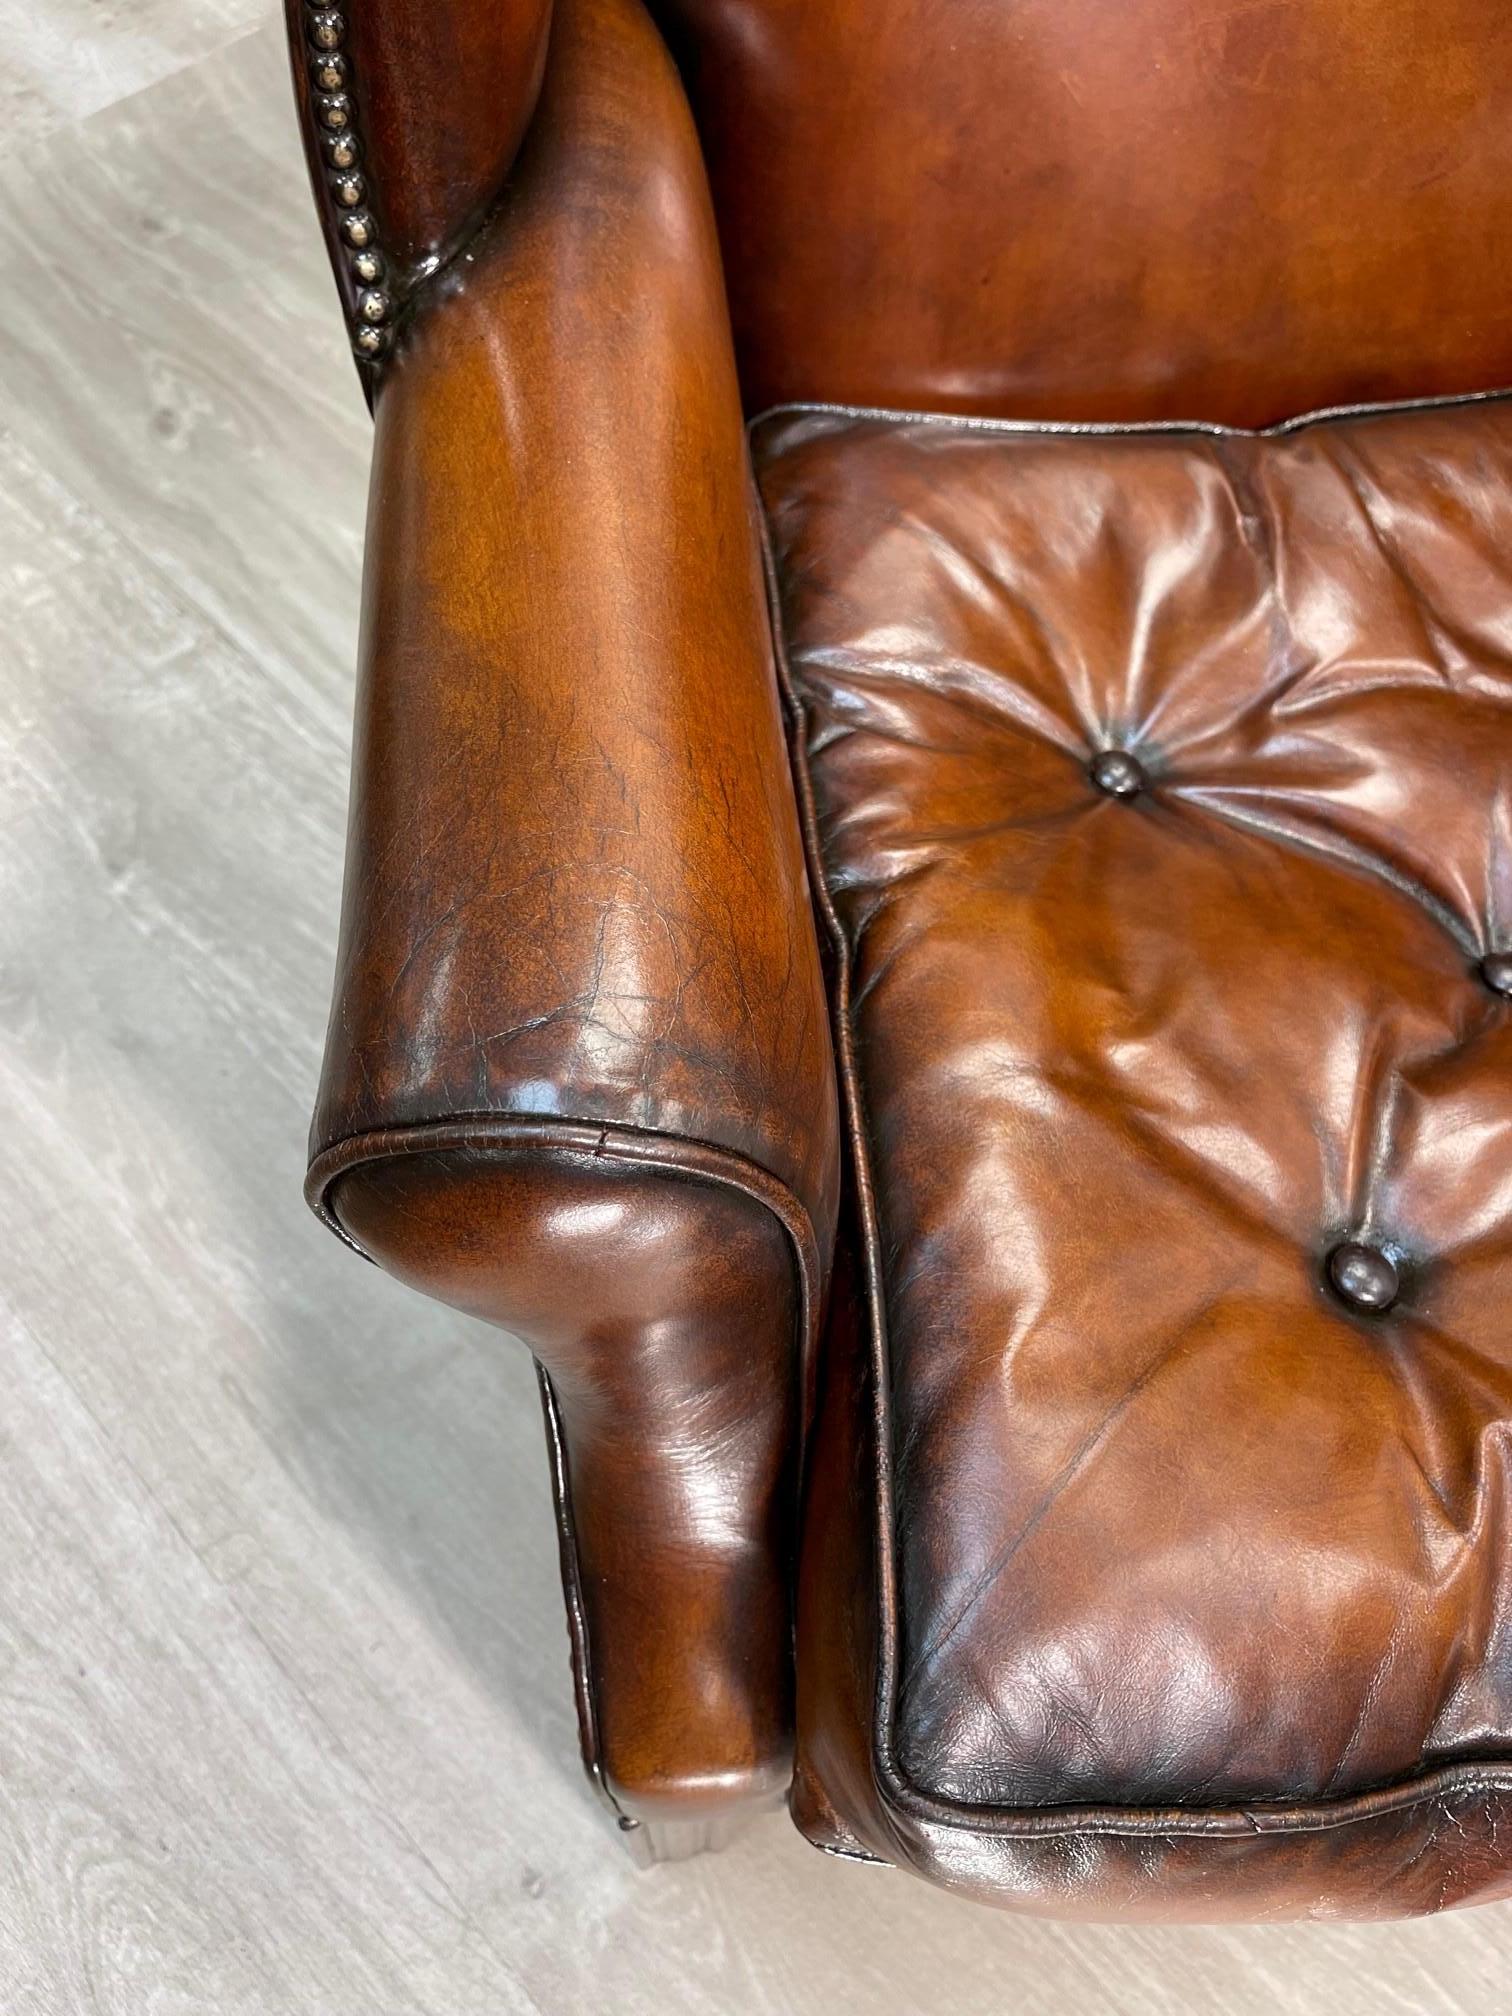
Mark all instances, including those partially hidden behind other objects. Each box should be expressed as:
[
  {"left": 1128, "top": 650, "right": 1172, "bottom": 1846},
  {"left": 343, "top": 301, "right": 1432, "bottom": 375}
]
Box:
[{"left": 1, "top": 8, "right": 1509, "bottom": 2009}]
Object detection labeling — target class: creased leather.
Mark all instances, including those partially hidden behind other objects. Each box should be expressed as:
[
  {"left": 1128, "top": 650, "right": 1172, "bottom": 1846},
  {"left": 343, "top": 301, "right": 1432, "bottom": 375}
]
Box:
[
  {"left": 309, "top": 0, "right": 839, "bottom": 1260},
  {"left": 758, "top": 395, "right": 1512, "bottom": 1918}
]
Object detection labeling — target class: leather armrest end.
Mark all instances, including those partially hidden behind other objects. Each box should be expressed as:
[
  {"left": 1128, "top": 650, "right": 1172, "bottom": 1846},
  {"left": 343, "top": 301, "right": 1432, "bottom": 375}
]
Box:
[{"left": 324, "top": 1125, "right": 805, "bottom": 1823}]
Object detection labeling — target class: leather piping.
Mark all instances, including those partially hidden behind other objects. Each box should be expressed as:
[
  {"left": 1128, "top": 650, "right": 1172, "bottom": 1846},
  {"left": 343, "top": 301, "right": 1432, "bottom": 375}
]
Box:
[
  {"left": 306, "top": 1111, "right": 821, "bottom": 1830},
  {"left": 748, "top": 383, "right": 1512, "bottom": 442},
  {"left": 753, "top": 433, "right": 1512, "bottom": 1844}
]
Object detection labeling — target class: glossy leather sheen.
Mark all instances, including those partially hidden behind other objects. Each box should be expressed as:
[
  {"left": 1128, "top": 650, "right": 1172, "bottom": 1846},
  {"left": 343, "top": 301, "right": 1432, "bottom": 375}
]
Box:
[
  {"left": 653, "top": 0, "right": 1512, "bottom": 426},
  {"left": 310, "top": 0, "right": 837, "bottom": 1231},
  {"left": 335, "top": 1147, "right": 799, "bottom": 1819},
  {"left": 308, "top": 0, "right": 839, "bottom": 1824},
  {"left": 755, "top": 395, "right": 1512, "bottom": 1917},
  {"left": 343, "top": 0, "right": 552, "bottom": 269}
]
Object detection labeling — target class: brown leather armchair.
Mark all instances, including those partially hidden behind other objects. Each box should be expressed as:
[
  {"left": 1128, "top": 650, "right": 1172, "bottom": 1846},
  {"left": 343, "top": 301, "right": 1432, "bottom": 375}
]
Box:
[{"left": 287, "top": 0, "right": 1512, "bottom": 1919}]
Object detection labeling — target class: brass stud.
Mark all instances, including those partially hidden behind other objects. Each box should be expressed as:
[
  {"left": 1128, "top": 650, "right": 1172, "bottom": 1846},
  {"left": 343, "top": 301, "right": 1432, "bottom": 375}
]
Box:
[
  {"left": 1326, "top": 1241, "right": 1400, "bottom": 1315},
  {"left": 1089, "top": 749, "right": 1147, "bottom": 798},
  {"left": 306, "top": 26, "right": 391, "bottom": 370},
  {"left": 308, "top": 9, "right": 345, "bottom": 51}
]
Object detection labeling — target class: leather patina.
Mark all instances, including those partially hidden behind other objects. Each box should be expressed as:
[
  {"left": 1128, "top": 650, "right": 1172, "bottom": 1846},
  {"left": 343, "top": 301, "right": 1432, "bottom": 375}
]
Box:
[
  {"left": 289, "top": 0, "right": 1512, "bottom": 1908},
  {"left": 300, "top": 0, "right": 840, "bottom": 1839},
  {"left": 652, "top": 0, "right": 1512, "bottom": 426}
]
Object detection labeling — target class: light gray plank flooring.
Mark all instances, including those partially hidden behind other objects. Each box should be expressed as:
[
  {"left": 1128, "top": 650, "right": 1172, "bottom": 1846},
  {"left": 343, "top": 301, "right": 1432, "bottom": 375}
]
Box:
[
  {"left": 0, "top": 0, "right": 263, "bottom": 156},
  {"left": 0, "top": 10, "right": 1508, "bottom": 2011}
]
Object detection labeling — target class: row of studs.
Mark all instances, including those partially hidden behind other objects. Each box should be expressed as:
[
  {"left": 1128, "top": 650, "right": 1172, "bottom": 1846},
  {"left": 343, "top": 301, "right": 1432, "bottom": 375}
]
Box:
[{"left": 306, "top": 3, "right": 393, "bottom": 359}]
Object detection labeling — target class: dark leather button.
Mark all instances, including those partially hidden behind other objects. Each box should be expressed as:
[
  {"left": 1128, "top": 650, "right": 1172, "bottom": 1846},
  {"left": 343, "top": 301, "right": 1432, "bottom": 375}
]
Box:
[
  {"left": 1089, "top": 749, "right": 1146, "bottom": 797},
  {"left": 1326, "top": 1241, "right": 1400, "bottom": 1314},
  {"left": 1479, "top": 950, "right": 1512, "bottom": 997}
]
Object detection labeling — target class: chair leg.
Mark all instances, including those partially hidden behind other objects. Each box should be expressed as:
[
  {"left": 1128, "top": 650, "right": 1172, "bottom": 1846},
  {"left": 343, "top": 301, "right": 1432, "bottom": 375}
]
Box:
[{"left": 616, "top": 1808, "right": 760, "bottom": 1867}]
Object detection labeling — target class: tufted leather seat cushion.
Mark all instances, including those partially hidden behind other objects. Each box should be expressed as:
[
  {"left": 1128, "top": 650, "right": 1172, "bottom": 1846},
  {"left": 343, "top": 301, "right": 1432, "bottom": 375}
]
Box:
[{"left": 755, "top": 394, "right": 1512, "bottom": 1916}]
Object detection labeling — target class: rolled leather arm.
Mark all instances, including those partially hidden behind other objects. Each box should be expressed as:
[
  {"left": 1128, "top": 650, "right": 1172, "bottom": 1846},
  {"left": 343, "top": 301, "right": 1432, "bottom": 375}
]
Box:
[{"left": 306, "top": 0, "right": 841, "bottom": 1825}]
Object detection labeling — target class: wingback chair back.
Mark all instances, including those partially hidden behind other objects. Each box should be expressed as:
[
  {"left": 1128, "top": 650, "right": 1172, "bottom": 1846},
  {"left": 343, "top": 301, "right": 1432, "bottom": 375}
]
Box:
[
  {"left": 293, "top": 0, "right": 1512, "bottom": 421},
  {"left": 662, "top": 0, "right": 1512, "bottom": 425}
]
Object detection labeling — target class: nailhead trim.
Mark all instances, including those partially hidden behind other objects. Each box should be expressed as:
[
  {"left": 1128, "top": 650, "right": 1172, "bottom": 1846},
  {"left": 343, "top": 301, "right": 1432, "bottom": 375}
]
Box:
[{"left": 304, "top": 1, "right": 393, "bottom": 363}]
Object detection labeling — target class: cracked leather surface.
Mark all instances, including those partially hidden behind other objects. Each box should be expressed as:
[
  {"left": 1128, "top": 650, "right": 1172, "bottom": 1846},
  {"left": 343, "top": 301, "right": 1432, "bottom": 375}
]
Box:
[
  {"left": 309, "top": 0, "right": 838, "bottom": 1258},
  {"left": 304, "top": 0, "right": 839, "bottom": 1827},
  {"left": 757, "top": 394, "right": 1512, "bottom": 1914}
]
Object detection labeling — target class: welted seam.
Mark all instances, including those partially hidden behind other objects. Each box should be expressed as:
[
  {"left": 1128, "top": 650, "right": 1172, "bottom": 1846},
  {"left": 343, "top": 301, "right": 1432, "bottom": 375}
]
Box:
[
  {"left": 748, "top": 386, "right": 1512, "bottom": 444},
  {"left": 306, "top": 1112, "right": 820, "bottom": 1323}
]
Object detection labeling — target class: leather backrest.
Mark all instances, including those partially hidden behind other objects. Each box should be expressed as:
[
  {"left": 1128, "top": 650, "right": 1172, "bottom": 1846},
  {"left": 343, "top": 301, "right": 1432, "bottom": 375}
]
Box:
[{"left": 651, "top": 0, "right": 1512, "bottom": 427}]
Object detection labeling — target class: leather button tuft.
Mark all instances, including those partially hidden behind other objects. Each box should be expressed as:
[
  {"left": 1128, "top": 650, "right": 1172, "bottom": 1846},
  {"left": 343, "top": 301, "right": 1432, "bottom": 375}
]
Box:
[
  {"left": 1089, "top": 749, "right": 1146, "bottom": 798},
  {"left": 1326, "top": 1241, "right": 1400, "bottom": 1315},
  {"left": 1479, "top": 950, "right": 1512, "bottom": 998}
]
